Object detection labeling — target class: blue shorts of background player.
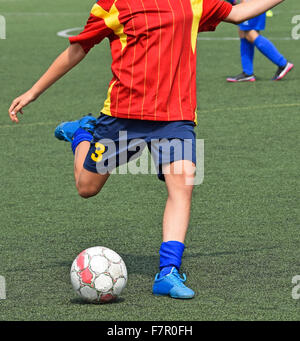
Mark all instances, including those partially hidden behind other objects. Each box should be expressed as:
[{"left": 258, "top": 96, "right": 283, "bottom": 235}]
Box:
[
  {"left": 227, "top": 11, "right": 294, "bottom": 82},
  {"left": 239, "top": 12, "right": 266, "bottom": 31}
]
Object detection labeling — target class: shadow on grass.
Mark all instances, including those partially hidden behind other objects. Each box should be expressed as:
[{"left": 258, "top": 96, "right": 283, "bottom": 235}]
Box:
[
  {"left": 49, "top": 255, "right": 159, "bottom": 277},
  {"left": 186, "top": 245, "right": 278, "bottom": 258},
  {"left": 4, "top": 246, "right": 278, "bottom": 277},
  {"left": 119, "top": 245, "right": 278, "bottom": 276},
  {"left": 70, "top": 297, "right": 125, "bottom": 305}
]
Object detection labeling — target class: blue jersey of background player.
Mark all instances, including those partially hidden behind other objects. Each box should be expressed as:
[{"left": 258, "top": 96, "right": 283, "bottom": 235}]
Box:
[{"left": 226, "top": 0, "right": 294, "bottom": 82}]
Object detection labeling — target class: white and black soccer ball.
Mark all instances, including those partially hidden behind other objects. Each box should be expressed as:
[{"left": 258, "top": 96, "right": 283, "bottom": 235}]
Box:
[{"left": 70, "top": 246, "right": 127, "bottom": 303}]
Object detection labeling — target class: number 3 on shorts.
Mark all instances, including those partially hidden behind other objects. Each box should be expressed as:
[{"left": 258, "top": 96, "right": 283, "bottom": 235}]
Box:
[{"left": 91, "top": 142, "right": 106, "bottom": 163}]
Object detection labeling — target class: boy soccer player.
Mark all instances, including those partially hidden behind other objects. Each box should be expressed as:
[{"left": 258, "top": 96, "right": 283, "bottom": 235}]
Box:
[
  {"left": 9, "top": 0, "right": 286, "bottom": 299},
  {"left": 227, "top": 0, "right": 293, "bottom": 82}
]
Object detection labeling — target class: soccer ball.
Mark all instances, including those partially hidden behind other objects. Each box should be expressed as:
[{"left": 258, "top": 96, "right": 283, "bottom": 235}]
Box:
[{"left": 70, "top": 246, "right": 127, "bottom": 303}]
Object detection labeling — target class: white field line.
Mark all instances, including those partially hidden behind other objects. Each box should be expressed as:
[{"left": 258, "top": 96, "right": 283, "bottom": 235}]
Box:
[
  {"left": 57, "top": 27, "right": 83, "bottom": 38},
  {"left": 57, "top": 30, "right": 295, "bottom": 40},
  {"left": 1, "top": 12, "right": 87, "bottom": 16},
  {"left": 2, "top": 11, "right": 299, "bottom": 41},
  {"left": 56, "top": 27, "right": 295, "bottom": 40}
]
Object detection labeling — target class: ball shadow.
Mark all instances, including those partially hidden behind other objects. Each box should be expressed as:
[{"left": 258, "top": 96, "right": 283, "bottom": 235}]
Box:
[{"left": 70, "top": 297, "right": 125, "bottom": 305}]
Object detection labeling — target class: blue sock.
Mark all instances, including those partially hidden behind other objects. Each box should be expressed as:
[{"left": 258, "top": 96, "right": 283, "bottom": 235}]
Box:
[
  {"left": 159, "top": 241, "right": 185, "bottom": 277},
  {"left": 240, "top": 38, "right": 255, "bottom": 75},
  {"left": 254, "top": 35, "right": 287, "bottom": 67},
  {"left": 71, "top": 128, "right": 93, "bottom": 155}
]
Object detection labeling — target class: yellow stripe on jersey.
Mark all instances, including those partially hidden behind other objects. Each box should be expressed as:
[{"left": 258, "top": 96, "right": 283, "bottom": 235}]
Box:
[
  {"left": 102, "top": 80, "right": 117, "bottom": 116},
  {"left": 194, "top": 109, "right": 198, "bottom": 126},
  {"left": 91, "top": 2, "right": 127, "bottom": 50},
  {"left": 190, "top": 0, "right": 203, "bottom": 53}
]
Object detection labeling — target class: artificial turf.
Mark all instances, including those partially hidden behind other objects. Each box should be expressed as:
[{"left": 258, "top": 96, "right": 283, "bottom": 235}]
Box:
[{"left": 0, "top": 0, "right": 299, "bottom": 321}]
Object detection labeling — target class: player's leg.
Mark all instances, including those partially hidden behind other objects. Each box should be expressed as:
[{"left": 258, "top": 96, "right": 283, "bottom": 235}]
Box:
[
  {"left": 240, "top": 29, "right": 257, "bottom": 76},
  {"left": 250, "top": 33, "right": 293, "bottom": 80},
  {"left": 226, "top": 15, "right": 262, "bottom": 82},
  {"left": 227, "top": 28, "right": 256, "bottom": 82},
  {"left": 148, "top": 128, "right": 196, "bottom": 299},
  {"left": 72, "top": 114, "right": 149, "bottom": 198},
  {"left": 55, "top": 115, "right": 110, "bottom": 198},
  {"left": 71, "top": 114, "right": 150, "bottom": 198},
  {"left": 74, "top": 140, "right": 110, "bottom": 198},
  {"left": 242, "top": 13, "right": 293, "bottom": 81},
  {"left": 243, "top": 29, "right": 260, "bottom": 43},
  {"left": 152, "top": 160, "right": 195, "bottom": 299},
  {"left": 162, "top": 160, "right": 195, "bottom": 243}
]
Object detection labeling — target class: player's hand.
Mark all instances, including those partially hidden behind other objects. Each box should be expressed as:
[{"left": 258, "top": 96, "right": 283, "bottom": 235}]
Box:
[{"left": 8, "top": 90, "right": 37, "bottom": 123}]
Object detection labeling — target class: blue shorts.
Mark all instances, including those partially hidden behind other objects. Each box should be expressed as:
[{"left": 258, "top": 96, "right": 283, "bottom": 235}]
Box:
[
  {"left": 83, "top": 114, "right": 196, "bottom": 181},
  {"left": 239, "top": 13, "right": 266, "bottom": 31}
]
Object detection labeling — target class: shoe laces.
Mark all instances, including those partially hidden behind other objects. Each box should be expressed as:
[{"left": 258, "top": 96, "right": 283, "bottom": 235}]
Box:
[{"left": 170, "top": 269, "right": 187, "bottom": 287}]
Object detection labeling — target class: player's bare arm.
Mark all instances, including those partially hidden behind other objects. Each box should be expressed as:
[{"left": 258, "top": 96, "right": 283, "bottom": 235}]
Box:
[
  {"left": 224, "top": 0, "right": 284, "bottom": 24},
  {"left": 8, "top": 43, "right": 86, "bottom": 123}
]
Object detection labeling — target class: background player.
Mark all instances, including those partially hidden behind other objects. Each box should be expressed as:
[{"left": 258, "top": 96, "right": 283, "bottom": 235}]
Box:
[
  {"left": 8, "top": 0, "right": 287, "bottom": 299},
  {"left": 227, "top": 0, "right": 293, "bottom": 82}
]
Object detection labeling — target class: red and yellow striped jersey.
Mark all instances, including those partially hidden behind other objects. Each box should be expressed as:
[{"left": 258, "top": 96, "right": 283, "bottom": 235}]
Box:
[{"left": 70, "top": 0, "right": 232, "bottom": 122}]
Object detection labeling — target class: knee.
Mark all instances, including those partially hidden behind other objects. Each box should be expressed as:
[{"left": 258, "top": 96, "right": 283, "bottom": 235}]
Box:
[
  {"left": 76, "top": 183, "right": 100, "bottom": 199},
  {"left": 244, "top": 30, "right": 259, "bottom": 43},
  {"left": 166, "top": 172, "right": 195, "bottom": 198},
  {"left": 165, "top": 161, "right": 195, "bottom": 190},
  {"left": 178, "top": 176, "right": 194, "bottom": 197},
  {"left": 177, "top": 171, "right": 195, "bottom": 190}
]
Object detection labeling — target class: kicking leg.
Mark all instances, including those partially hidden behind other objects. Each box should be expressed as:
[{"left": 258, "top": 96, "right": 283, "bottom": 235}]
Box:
[
  {"left": 55, "top": 114, "right": 110, "bottom": 198},
  {"left": 74, "top": 140, "right": 110, "bottom": 198}
]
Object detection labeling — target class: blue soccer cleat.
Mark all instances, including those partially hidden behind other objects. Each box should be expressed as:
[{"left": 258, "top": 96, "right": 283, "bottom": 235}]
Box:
[
  {"left": 152, "top": 267, "right": 195, "bottom": 299},
  {"left": 54, "top": 114, "right": 97, "bottom": 142}
]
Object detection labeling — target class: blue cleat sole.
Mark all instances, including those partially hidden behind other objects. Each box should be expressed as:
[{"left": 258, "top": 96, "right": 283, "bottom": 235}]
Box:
[{"left": 153, "top": 293, "right": 195, "bottom": 299}]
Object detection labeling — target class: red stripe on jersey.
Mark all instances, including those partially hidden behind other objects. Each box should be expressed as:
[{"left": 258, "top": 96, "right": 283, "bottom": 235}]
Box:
[
  {"left": 125, "top": 0, "right": 137, "bottom": 119},
  {"left": 166, "top": 0, "right": 175, "bottom": 121},
  {"left": 178, "top": 0, "right": 186, "bottom": 121},
  {"left": 153, "top": 0, "right": 162, "bottom": 121},
  {"left": 139, "top": 0, "right": 149, "bottom": 120}
]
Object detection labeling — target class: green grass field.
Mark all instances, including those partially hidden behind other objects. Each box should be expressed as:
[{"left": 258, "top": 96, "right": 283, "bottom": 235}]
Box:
[{"left": 0, "top": 0, "right": 299, "bottom": 321}]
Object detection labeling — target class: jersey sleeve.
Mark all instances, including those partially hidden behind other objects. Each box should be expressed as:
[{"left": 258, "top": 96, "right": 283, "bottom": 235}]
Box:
[
  {"left": 199, "top": 0, "right": 233, "bottom": 32},
  {"left": 69, "top": 11, "right": 112, "bottom": 54}
]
